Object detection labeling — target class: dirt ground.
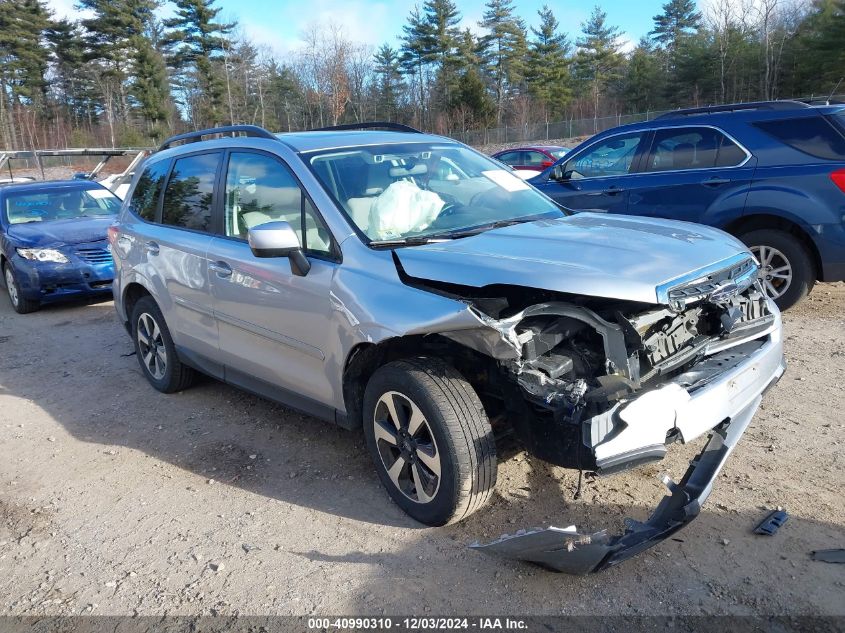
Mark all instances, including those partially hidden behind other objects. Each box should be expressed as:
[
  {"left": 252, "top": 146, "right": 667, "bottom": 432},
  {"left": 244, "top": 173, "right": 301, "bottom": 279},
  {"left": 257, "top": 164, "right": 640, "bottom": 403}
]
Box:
[{"left": 0, "top": 282, "right": 843, "bottom": 618}]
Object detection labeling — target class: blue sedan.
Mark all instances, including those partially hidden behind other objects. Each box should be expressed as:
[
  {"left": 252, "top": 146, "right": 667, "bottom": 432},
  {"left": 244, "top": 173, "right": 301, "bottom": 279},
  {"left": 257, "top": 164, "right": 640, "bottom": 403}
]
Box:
[{"left": 0, "top": 180, "right": 122, "bottom": 313}]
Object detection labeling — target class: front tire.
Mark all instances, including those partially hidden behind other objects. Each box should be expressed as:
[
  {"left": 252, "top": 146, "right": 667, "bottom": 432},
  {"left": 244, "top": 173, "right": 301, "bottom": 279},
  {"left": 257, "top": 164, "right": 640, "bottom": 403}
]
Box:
[
  {"left": 738, "top": 228, "right": 815, "bottom": 311},
  {"left": 363, "top": 358, "right": 497, "bottom": 526},
  {"left": 3, "top": 262, "right": 39, "bottom": 314},
  {"left": 130, "top": 295, "right": 196, "bottom": 393}
]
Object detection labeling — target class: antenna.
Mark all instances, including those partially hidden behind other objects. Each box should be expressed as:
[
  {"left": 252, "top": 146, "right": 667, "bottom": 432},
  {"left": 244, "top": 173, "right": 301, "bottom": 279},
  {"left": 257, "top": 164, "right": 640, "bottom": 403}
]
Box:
[{"left": 827, "top": 77, "right": 843, "bottom": 104}]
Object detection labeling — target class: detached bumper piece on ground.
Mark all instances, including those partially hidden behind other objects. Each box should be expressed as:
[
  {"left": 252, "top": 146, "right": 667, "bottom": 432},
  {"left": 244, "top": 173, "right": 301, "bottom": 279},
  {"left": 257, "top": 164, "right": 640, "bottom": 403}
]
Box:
[{"left": 472, "top": 336, "right": 786, "bottom": 574}]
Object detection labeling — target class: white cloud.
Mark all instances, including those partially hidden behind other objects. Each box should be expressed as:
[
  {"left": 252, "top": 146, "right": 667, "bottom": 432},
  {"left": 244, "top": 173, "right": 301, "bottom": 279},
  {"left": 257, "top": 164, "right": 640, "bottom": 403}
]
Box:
[
  {"left": 618, "top": 35, "right": 637, "bottom": 54},
  {"left": 44, "top": 0, "right": 93, "bottom": 20},
  {"left": 280, "top": 0, "right": 411, "bottom": 47}
]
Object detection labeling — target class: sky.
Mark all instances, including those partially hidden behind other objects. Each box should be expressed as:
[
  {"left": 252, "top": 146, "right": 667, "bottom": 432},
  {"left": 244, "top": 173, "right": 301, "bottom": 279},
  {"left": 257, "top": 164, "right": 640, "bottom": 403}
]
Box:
[{"left": 45, "top": 0, "right": 673, "bottom": 57}]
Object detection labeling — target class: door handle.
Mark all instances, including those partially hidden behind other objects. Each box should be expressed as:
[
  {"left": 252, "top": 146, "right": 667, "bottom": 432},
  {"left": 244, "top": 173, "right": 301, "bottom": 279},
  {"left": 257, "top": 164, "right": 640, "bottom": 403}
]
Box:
[
  {"left": 602, "top": 185, "right": 625, "bottom": 195},
  {"left": 209, "top": 261, "right": 233, "bottom": 278},
  {"left": 143, "top": 241, "right": 159, "bottom": 255},
  {"left": 702, "top": 177, "right": 731, "bottom": 186}
]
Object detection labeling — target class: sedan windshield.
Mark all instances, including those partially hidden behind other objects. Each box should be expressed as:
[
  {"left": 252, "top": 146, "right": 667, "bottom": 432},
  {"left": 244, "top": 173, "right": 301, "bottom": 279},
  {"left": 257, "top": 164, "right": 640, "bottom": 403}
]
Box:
[
  {"left": 307, "top": 142, "right": 564, "bottom": 243},
  {"left": 4, "top": 186, "right": 121, "bottom": 225}
]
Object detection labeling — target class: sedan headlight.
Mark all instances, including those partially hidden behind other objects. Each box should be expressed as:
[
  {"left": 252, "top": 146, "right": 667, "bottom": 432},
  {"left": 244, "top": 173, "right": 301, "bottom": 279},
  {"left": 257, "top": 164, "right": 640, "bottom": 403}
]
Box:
[{"left": 16, "top": 248, "right": 69, "bottom": 263}]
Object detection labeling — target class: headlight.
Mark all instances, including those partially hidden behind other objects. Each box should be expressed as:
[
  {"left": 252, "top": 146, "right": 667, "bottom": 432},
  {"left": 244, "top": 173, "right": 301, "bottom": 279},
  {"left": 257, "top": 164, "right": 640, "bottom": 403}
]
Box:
[{"left": 16, "top": 248, "right": 69, "bottom": 263}]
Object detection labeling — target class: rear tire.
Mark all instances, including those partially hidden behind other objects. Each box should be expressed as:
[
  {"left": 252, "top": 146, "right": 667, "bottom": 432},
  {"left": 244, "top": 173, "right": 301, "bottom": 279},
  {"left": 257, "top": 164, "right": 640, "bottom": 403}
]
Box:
[
  {"left": 3, "top": 262, "right": 39, "bottom": 314},
  {"left": 130, "top": 295, "right": 196, "bottom": 393},
  {"left": 738, "top": 228, "right": 815, "bottom": 311},
  {"left": 363, "top": 358, "right": 497, "bottom": 526}
]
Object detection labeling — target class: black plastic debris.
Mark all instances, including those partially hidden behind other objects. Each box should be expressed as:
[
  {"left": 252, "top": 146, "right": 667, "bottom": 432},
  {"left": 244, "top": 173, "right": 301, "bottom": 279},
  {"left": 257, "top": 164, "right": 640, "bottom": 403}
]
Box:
[
  {"left": 754, "top": 509, "right": 788, "bottom": 535},
  {"left": 811, "top": 549, "right": 845, "bottom": 564}
]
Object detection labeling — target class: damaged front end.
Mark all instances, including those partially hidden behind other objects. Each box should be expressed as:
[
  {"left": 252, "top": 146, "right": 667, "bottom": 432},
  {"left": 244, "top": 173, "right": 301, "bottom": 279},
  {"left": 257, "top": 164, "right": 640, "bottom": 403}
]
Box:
[{"left": 421, "top": 254, "right": 785, "bottom": 573}]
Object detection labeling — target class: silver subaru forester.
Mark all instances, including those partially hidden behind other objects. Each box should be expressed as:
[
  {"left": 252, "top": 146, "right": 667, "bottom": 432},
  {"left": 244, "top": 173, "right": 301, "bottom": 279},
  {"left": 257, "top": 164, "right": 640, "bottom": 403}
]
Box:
[{"left": 111, "top": 124, "right": 785, "bottom": 573}]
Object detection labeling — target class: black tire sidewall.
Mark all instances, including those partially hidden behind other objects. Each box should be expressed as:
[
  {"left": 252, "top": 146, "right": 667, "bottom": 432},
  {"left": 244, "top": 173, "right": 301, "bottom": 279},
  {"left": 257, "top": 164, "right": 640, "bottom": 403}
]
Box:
[
  {"left": 130, "top": 296, "right": 181, "bottom": 392},
  {"left": 739, "top": 228, "right": 814, "bottom": 311},
  {"left": 363, "top": 364, "right": 463, "bottom": 526},
  {"left": 3, "top": 262, "right": 38, "bottom": 314}
]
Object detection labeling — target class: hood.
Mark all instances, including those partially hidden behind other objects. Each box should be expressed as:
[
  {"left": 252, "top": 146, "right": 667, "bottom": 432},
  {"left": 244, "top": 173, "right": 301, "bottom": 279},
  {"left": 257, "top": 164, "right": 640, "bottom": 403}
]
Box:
[
  {"left": 395, "top": 212, "right": 752, "bottom": 305},
  {"left": 6, "top": 217, "right": 114, "bottom": 248}
]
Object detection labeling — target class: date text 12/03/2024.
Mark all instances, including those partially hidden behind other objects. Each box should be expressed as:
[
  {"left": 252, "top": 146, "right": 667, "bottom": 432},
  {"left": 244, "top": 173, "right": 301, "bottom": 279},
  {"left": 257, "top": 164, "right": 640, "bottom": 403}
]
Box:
[{"left": 306, "top": 618, "right": 528, "bottom": 630}]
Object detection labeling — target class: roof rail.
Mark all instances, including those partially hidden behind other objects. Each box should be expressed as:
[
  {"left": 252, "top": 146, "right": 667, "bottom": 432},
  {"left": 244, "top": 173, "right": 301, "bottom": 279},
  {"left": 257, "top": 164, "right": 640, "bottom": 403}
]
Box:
[
  {"left": 656, "top": 100, "right": 811, "bottom": 119},
  {"left": 797, "top": 98, "right": 845, "bottom": 106},
  {"left": 158, "top": 125, "right": 276, "bottom": 151},
  {"left": 309, "top": 121, "right": 422, "bottom": 133}
]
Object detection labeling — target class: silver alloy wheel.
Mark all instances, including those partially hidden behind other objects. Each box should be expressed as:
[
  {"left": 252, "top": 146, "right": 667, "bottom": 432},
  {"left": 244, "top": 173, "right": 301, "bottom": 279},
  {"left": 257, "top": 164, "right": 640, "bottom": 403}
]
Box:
[
  {"left": 5, "top": 267, "right": 19, "bottom": 308},
  {"left": 373, "top": 390, "right": 441, "bottom": 504},
  {"left": 136, "top": 312, "right": 168, "bottom": 380},
  {"left": 750, "top": 244, "right": 793, "bottom": 300}
]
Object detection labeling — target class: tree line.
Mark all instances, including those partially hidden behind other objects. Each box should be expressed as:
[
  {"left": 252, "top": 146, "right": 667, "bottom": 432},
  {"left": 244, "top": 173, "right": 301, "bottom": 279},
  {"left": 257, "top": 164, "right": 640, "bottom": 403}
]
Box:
[{"left": 0, "top": 0, "right": 844, "bottom": 149}]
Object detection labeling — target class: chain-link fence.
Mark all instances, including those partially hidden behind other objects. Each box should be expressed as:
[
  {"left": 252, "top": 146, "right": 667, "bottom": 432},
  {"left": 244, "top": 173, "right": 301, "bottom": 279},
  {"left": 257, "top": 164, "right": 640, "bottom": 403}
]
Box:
[
  {"left": 453, "top": 110, "right": 672, "bottom": 146},
  {"left": 453, "top": 94, "right": 845, "bottom": 147}
]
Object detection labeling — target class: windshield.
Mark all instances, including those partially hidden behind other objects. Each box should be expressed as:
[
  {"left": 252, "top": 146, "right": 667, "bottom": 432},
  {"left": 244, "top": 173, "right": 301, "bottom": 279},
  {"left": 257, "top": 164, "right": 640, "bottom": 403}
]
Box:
[
  {"left": 307, "top": 142, "right": 564, "bottom": 243},
  {"left": 4, "top": 186, "right": 121, "bottom": 225},
  {"left": 550, "top": 149, "right": 569, "bottom": 159}
]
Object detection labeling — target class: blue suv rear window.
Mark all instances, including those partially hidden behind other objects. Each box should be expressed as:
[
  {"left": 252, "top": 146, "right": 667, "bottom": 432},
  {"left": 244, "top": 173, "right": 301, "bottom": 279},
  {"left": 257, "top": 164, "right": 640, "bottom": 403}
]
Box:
[{"left": 753, "top": 115, "right": 845, "bottom": 160}]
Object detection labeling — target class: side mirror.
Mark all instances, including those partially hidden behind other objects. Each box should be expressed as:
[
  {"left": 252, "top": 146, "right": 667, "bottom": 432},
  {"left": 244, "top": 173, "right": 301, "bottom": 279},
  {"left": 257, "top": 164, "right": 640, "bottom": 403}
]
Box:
[
  {"left": 247, "top": 221, "right": 311, "bottom": 277},
  {"left": 550, "top": 164, "right": 570, "bottom": 181}
]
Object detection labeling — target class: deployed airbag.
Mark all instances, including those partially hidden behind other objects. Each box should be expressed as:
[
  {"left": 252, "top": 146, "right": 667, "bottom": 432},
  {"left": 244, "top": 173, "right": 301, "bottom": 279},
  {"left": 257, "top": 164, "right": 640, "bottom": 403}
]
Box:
[{"left": 369, "top": 180, "right": 444, "bottom": 240}]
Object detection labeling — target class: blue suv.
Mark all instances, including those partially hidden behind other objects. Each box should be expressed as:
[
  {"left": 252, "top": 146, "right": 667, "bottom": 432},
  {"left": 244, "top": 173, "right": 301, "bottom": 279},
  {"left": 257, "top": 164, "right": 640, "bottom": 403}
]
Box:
[{"left": 531, "top": 101, "right": 845, "bottom": 310}]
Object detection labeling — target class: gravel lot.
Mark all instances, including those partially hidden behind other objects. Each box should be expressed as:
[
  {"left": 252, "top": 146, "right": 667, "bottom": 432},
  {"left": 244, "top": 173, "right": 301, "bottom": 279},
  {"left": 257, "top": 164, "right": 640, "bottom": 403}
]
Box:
[{"left": 0, "top": 283, "right": 843, "bottom": 617}]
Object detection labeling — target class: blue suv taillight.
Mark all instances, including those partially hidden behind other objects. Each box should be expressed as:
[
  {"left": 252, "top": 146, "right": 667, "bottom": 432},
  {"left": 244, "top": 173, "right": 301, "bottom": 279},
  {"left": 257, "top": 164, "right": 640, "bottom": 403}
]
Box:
[{"left": 831, "top": 168, "right": 845, "bottom": 194}]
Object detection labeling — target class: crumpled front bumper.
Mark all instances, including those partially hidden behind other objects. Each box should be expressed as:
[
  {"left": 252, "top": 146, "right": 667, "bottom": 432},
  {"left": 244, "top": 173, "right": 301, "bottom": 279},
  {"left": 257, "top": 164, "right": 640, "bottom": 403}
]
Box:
[{"left": 472, "top": 320, "right": 786, "bottom": 574}]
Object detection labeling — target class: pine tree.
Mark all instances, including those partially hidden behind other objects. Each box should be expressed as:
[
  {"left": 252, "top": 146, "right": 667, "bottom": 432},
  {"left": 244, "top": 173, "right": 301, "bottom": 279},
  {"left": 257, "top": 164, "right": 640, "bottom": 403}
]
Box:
[
  {"left": 421, "top": 0, "right": 462, "bottom": 114},
  {"left": 621, "top": 38, "right": 666, "bottom": 112},
  {"left": 47, "top": 18, "right": 96, "bottom": 128},
  {"left": 79, "top": 0, "right": 170, "bottom": 138},
  {"left": 399, "top": 6, "right": 433, "bottom": 122},
  {"left": 526, "top": 5, "right": 572, "bottom": 120},
  {"left": 478, "top": 0, "right": 528, "bottom": 124},
  {"left": 130, "top": 33, "right": 171, "bottom": 133},
  {"left": 162, "top": 0, "right": 234, "bottom": 126},
  {"left": 373, "top": 44, "right": 405, "bottom": 121},
  {"left": 650, "top": 0, "right": 702, "bottom": 52},
  {"left": 575, "top": 6, "right": 624, "bottom": 119},
  {"left": 0, "top": 0, "right": 52, "bottom": 146}
]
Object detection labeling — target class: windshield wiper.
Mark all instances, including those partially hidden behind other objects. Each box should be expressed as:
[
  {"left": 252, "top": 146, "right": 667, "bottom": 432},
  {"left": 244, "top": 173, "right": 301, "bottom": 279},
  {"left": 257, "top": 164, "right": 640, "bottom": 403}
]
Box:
[
  {"left": 369, "top": 235, "right": 452, "bottom": 248},
  {"left": 440, "top": 217, "right": 534, "bottom": 239},
  {"left": 370, "top": 216, "right": 544, "bottom": 248}
]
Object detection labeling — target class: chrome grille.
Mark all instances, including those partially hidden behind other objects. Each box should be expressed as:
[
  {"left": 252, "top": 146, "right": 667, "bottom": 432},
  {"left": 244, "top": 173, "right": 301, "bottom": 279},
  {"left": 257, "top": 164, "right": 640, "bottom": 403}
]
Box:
[
  {"left": 667, "top": 257, "right": 757, "bottom": 305},
  {"left": 76, "top": 247, "right": 113, "bottom": 264}
]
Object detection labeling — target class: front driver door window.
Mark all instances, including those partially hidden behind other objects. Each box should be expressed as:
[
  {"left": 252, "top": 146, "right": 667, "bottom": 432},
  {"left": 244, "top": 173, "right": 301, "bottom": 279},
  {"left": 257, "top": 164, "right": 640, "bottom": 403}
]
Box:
[
  {"left": 534, "top": 132, "right": 646, "bottom": 213},
  {"left": 566, "top": 133, "right": 646, "bottom": 179}
]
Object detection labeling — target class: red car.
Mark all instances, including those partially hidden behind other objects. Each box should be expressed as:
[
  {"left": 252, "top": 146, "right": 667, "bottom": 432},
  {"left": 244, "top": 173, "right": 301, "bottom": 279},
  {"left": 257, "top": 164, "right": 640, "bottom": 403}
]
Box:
[{"left": 491, "top": 145, "right": 570, "bottom": 172}]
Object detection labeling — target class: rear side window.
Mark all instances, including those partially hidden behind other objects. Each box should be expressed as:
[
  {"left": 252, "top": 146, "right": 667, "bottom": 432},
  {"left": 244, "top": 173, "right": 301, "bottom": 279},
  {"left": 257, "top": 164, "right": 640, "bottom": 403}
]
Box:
[
  {"left": 754, "top": 116, "right": 845, "bottom": 160},
  {"left": 129, "top": 160, "right": 168, "bottom": 221},
  {"left": 496, "top": 151, "right": 522, "bottom": 165},
  {"left": 162, "top": 153, "right": 221, "bottom": 231},
  {"left": 646, "top": 127, "right": 747, "bottom": 172}
]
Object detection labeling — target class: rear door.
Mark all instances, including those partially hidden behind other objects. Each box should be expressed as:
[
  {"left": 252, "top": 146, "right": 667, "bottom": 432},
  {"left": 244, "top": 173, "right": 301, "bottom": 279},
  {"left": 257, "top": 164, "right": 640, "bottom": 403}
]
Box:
[
  {"left": 533, "top": 131, "right": 649, "bottom": 213},
  {"left": 625, "top": 126, "right": 755, "bottom": 225},
  {"left": 149, "top": 151, "right": 222, "bottom": 367},
  {"left": 207, "top": 150, "right": 340, "bottom": 409}
]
